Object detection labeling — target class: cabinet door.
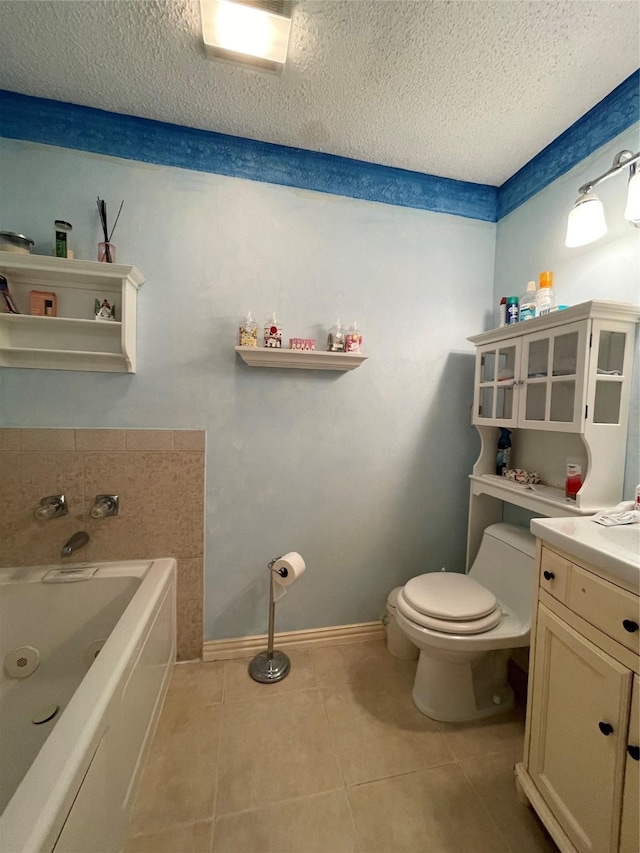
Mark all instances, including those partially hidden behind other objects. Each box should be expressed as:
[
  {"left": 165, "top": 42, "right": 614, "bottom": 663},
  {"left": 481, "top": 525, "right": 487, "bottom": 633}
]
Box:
[
  {"left": 472, "top": 340, "right": 520, "bottom": 426},
  {"left": 586, "top": 324, "right": 634, "bottom": 427},
  {"left": 620, "top": 675, "right": 640, "bottom": 853},
  {"left": 518, "top": 321, "right": 590, "bottom": 432},
  {"left": 529, "top": 605, "right": 632, "bottom": 853}
]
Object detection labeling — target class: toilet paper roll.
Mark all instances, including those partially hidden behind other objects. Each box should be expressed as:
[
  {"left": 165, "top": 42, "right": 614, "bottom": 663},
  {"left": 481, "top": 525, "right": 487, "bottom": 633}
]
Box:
[{"left": 271, "top": 552, "right": 306, "bottom": 587}]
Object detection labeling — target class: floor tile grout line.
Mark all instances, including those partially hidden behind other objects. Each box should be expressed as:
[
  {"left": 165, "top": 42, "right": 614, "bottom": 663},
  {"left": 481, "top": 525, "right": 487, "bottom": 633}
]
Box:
[
  {"left": 212, "top": 784, "right": 348, "bottom": 821},
  {"left": 317, "top": 672, "right": 349, "bottom": 791},
  {"left": 125, "top": 818, "right": 213, "bottom": 841},
  {"left": 344, "top": 756, "right": 460, "bottom": 790},
  {"left": 343, "top": 784, "right": 364, "bottom": 853},
  {"left": 457, "top": 757, "right": 519, "bottom": 853},
  {"left": 210, "top": 661, "right": 227, "bottom": 832}
]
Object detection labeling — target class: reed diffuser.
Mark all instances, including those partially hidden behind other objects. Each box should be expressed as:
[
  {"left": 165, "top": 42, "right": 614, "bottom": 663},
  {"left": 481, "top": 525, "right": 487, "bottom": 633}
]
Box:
[{"left": 96, "top": 197, "right": 124, "bottom": 263}]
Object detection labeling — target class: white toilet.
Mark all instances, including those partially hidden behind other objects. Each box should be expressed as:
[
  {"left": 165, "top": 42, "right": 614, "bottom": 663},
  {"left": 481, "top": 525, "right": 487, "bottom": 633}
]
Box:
[{"left": 395, "top": 523, "right": 535, "bottom": 722}]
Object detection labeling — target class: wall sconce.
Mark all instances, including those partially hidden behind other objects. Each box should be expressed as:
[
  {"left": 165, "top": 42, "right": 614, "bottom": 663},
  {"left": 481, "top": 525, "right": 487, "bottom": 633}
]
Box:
[
  {"left": 565, "top": 149, "right": 640, "bottom": 247},
  {"left": 200, "top": 0, "right": 292, "bottom": 72}
]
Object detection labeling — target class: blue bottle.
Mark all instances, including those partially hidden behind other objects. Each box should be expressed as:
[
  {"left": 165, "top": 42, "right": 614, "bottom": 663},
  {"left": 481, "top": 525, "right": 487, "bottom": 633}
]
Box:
[{"left": 496, "top": 428, "right": 512, "bottom": 476}]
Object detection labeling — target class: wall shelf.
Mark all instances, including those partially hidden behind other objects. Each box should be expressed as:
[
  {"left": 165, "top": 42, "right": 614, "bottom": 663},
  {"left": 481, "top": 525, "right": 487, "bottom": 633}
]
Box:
[
  {"left": 0, "top": 252, "right": 144, "bottom": 373},
  {"left": 235, "top": 346, "right": 368, "bottom": 371}
]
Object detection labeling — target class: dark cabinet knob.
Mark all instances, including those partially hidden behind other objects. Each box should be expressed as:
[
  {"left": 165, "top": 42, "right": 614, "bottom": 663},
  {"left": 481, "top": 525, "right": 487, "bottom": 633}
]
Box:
[
  {"left": 599, "top": 722, "right": 614, "bottom": 736},
  {"left": 628, "top": 745, "right": 640, "bottom": 761},
  {"left": 622, "top": 619, "right": 639, "bottom": 633},
  {"left": 543, "top": 571, "right": 555, "bottom": 581}
]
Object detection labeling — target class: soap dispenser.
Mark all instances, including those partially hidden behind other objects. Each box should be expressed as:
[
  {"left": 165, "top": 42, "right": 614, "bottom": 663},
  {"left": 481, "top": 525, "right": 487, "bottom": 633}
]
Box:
[
  {"left": 264, "top": 312, "right": 282, "bottom": 348},
  {"left": 345, "top": 321, "right": 362, "bottom": 353},
  {"left": 327, "top": 319, "right": 345, "bottom": 352},
  {"left": 239, "top": 311, "right": 258, "bottom": 347}
]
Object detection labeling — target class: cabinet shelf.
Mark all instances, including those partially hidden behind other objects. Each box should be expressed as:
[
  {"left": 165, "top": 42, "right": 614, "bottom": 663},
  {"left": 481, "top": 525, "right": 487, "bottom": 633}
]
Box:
[
  {"left": 469, "top": 474, "right": 595, "bottom": 518},
  {"left": 0, "top": 252, "right": 144, "bottom": 373},
  {"left": 235, "top": 347, "right": 368, "bottom": 371}
]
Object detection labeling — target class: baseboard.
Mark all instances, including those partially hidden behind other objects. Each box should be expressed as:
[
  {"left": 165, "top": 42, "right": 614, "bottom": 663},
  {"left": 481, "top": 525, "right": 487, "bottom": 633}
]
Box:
[{"left": 202, "top": 621, "right": 385, "bottom": 661}]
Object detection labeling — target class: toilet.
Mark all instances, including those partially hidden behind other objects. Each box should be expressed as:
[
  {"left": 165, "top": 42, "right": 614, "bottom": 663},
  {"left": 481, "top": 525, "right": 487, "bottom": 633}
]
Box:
[{"left": 395, "top": 523, "right": 535, "bottom": 722}]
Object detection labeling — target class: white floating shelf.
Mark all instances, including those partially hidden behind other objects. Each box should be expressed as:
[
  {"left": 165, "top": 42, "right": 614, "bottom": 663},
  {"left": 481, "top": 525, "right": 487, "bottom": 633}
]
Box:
[{"left": 235, "top": 347, "right": 368, "bottom": 371}]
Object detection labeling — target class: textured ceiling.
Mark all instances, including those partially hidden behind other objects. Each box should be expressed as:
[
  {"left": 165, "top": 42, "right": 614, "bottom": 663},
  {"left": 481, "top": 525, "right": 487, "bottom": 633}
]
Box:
[{"left": 0, "top": 0, "right": 638, "bottom": 185}]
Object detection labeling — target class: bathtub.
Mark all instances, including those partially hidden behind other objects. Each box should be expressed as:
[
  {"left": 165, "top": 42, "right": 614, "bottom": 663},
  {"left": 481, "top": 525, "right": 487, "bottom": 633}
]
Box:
[{"left": 0, "top": 558, "right": 176, "bottom": 853}]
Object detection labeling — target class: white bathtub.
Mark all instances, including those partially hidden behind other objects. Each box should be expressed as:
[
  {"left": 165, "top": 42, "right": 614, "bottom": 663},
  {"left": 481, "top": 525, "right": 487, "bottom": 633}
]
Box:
[{"left": 0, "top": 558, "right": 176, "bottom": 853}]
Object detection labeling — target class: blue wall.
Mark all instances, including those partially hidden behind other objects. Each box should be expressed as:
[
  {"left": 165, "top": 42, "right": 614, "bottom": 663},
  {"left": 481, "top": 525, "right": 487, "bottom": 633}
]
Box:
[{"left": 0, "top": 138, "right": 494, "bottom": 639}]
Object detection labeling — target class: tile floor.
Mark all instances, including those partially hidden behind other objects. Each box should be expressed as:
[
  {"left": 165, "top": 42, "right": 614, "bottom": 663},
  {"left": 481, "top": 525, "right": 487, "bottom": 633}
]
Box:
[{"left": 124, "top": 640, "right": 558, "bottom": 853}]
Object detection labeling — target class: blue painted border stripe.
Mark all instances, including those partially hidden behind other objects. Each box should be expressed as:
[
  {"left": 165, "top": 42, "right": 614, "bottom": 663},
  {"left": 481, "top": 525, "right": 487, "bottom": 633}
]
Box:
[
  {"left": 498, "top": 70, "right": 640, "bottom": 220},
  {"left": 0, "top": 90, "right": 497, "bottom": 223}
]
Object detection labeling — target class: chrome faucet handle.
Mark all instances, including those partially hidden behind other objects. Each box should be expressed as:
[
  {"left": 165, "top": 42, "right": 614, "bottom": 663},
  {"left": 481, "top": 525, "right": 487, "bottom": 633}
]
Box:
[
  {"left": 35, "top": 495, "right": 68, "bottom": 521},
  {"left": 90, "top": 495, "right": 119, "bottom": 519}
]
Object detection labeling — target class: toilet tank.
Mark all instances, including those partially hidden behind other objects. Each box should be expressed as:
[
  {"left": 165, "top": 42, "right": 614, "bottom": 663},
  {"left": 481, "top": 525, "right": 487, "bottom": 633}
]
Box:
[{"left": 468, "top": 523, "right": 536, "bottom": 622}]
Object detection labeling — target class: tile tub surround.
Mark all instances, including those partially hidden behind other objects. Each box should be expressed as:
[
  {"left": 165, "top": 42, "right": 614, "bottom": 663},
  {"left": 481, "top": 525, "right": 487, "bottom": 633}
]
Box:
[
  {"left": 0, "top": 428, "right": 205, "bottom": 660},
  {"left": 124, "top": 640, "right": 557, "bottom": 853}
]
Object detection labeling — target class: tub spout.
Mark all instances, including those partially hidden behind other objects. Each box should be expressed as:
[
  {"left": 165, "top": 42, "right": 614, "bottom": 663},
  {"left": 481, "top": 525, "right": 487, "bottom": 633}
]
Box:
[{"left": 60, "top": 531, "right": 90, "bottom": 558}]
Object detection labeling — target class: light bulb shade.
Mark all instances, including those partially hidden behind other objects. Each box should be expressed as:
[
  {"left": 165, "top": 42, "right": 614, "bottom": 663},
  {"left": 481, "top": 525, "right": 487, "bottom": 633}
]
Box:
[
  {"left": 565, "top": 193, "right": 607, "bottom": 248},
  {"left": 624, "top": 170, "right": 640, "bottom": 224},
  {"left": 200, "top": 0, "right": 291, "bottom": 70}
]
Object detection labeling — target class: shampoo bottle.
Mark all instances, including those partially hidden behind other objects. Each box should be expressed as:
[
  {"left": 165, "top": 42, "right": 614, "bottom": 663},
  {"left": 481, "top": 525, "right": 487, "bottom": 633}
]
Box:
[{"left": 496, "top": 428, "right": 512, "bottom": 476}]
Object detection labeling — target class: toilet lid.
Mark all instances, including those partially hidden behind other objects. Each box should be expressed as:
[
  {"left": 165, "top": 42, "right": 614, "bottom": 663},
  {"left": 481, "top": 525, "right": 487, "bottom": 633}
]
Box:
[
  {"left": 403, "top": 573, "right": 498, "bottom": 621},
  {"left": 397, "top": 590, "right": 502, "bottom": 634}
]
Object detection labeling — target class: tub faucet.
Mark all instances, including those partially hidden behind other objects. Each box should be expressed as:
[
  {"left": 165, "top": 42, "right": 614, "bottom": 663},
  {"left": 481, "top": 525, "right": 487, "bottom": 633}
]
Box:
[{"left": 61, "top": 531, "right": 90, "bottom": 558}]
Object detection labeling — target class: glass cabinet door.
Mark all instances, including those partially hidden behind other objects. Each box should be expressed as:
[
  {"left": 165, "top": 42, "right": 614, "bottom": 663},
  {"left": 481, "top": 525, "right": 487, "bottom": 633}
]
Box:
[
  {"left": 473, "top": 342, "right": 519, "bottom": 425},
  {"left": 519, "top": 321, "right": 589, "bottom": 432},
  {"left": 592, "top": 330, "right": 627, "bottom": 424}
]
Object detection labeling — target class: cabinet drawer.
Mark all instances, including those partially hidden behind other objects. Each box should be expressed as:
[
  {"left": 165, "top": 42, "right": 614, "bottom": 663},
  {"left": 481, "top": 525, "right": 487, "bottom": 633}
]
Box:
[
  {"left": 568, "top": 565, "right": 640, "bottom": 655},
  {"left": 539, "top": 548, "right": 571, "bottom": 603}
]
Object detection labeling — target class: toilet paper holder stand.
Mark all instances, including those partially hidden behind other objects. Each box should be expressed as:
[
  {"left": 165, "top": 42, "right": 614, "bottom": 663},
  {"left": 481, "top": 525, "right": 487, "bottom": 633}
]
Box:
[{"left": 249, "top": 557, "right": 291, "bottom": 684}]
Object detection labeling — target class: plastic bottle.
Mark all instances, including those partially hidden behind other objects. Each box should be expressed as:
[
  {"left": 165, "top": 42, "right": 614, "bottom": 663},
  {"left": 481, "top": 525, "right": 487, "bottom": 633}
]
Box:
[
  {"left": 327, "top": 319, "right": 345, "bottom": 352},
  {"left": 519, "top": 281, "right": 537, "bottom": 322},
  {"left": 535, "top": 271, "right": 555, "bottom": 317},
  {"left": 345, "top": 321, "right": 362, "bottom": 353},
  {"left": 565, "top": 460, "right": 582, "bottom": 501},
  {"left": 505, "top": 297, "right": 519, "bottom": 325},
  {"left": 496, "top": 428, "right": 512, "bottom": 476},
  {"left": 239, "top": 311, "right": 258, "bottom": 347},
  {"left": 263, "top": 312, "right": 282, "bottom": 348},
  {"left": 498, "top": 297, "right": 507, "bottom": 328}
]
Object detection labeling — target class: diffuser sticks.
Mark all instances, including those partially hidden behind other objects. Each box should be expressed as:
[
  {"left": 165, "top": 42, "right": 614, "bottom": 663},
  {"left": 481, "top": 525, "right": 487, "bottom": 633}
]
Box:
[{"left": 96, "top": 197, "right": 124, "bottom": 263}]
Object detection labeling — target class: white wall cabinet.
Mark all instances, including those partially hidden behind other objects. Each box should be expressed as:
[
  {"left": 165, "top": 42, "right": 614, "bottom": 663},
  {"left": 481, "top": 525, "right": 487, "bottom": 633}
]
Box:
[
  {"left": 516, "top": 543, "right": 640, "bottom": 853},
  {"left": 0, "top": 252, "right": 144, "bottom": 373},
  {"left": 466, "top": 301, "right": 639, "bottom": 567}
]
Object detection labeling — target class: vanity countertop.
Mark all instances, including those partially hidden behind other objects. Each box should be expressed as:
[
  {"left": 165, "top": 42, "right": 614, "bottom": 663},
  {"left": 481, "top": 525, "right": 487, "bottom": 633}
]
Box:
[{"left": 531, "top": 516, "right": 640, "bottom": 592}]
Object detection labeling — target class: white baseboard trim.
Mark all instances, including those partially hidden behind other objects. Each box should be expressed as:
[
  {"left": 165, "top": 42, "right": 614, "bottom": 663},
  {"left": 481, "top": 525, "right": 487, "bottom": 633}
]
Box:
[{"left": 202, "top": 621, "right": 385, "bottom": 661}]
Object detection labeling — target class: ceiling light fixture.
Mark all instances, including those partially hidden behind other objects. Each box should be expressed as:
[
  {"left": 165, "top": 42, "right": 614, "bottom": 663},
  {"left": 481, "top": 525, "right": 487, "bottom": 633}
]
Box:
[
  {"left": 565, "top": 149, "right": 640, "bottom": 248},
  {"left": 200, "top": 0, "right": 292, "bottom": 72}
]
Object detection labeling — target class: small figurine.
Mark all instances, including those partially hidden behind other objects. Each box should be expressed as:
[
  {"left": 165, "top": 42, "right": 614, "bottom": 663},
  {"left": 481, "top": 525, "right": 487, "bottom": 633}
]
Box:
[{"left": 95, "top": 298, "right": 116, "bottom": 321}]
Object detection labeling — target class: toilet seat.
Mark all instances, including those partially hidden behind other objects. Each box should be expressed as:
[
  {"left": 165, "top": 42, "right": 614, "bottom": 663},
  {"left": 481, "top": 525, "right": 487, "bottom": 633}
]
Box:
[{"left": 398, "top": 573, "right": 502, "bottom": 635}]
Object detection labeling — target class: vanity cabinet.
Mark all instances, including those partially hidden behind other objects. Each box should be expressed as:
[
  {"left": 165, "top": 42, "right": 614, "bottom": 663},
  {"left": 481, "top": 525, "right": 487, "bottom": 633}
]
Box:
[
  {"left": 516, "top": 543, "right": 640, "bottom": 853},
  {"left": 465, "top": 301, "right": 639, "bottom": 567},
  {"left": 0, "top": 252, "right": 144, "bottom": 373}
]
